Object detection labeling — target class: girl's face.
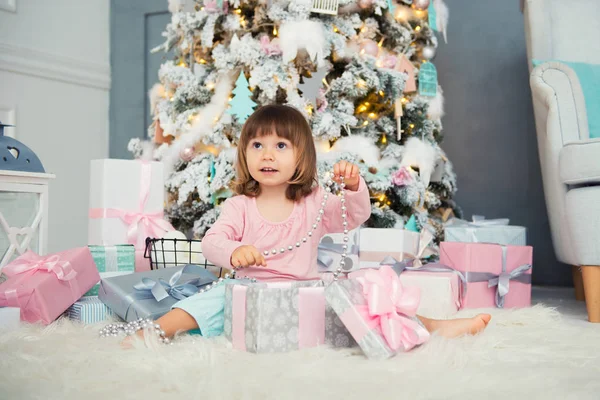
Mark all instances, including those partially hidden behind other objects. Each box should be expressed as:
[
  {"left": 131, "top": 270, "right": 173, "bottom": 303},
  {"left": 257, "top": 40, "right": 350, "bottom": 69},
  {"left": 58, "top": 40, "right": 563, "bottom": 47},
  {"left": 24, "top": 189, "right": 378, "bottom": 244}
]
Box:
[{"left": 246, "top": 132, "right": 297, "bottom": 190}]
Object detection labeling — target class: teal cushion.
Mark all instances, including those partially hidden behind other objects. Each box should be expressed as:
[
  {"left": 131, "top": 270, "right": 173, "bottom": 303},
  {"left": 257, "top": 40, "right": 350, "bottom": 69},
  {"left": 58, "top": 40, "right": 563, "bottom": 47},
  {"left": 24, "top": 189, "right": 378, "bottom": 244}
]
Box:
[{"left": 533, "top": 59, "right": 600, "bottom": 139}]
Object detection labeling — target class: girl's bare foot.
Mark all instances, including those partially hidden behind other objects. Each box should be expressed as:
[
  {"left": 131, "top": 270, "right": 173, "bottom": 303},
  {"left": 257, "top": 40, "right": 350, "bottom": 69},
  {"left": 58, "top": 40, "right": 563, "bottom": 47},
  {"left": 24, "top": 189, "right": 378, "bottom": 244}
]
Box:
[{"left": 419, "top": 314, "right": 491, "bottom": 338}]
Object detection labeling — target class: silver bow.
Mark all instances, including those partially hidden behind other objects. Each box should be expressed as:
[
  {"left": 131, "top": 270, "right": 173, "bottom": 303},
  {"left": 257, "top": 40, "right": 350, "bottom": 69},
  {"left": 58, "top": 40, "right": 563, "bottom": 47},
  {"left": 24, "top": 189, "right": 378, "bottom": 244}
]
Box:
[
  {"left": 317, "top": 231, "right": 359, "bottom": 270},
  {"left": 464, "top": 246, "right": 532, "bottom": 308}
]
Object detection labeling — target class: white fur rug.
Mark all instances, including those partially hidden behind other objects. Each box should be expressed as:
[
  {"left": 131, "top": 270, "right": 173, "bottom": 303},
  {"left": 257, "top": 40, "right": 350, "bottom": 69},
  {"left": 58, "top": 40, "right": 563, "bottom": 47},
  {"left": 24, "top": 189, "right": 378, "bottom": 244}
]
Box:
[{"left": 2, "top": 305, "right": 600, "bottom": 400}]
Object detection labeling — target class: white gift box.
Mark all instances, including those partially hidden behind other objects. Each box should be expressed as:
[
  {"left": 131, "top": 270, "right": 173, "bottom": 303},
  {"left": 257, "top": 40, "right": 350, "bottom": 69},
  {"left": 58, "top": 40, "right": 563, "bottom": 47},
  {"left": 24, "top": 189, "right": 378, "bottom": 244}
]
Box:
[
  {"left": 445, "top": 217, "right": 526, "bottom": 246},
  {"left": 318, "top": 229, "right": 360, "bottom": 272},
  {"left": 399, "top": 271, "right": 460, "bottom": 319},
  {"left": 0, "top": 307, "right": 20, "bottom": 331},
  {"left": 358, "top": 228, "right": 420, "bottom": 269},
  {"left": 88, "top": 159, "right": 171, "bottom": 250}
]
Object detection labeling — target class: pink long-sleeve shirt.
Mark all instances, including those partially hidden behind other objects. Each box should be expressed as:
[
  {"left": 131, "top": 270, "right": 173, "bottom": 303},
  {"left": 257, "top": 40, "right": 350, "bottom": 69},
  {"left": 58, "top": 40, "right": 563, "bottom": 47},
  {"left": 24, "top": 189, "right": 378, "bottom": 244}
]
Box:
[{"left": 201, "top": 177, "right": 371, "bottom": 281}]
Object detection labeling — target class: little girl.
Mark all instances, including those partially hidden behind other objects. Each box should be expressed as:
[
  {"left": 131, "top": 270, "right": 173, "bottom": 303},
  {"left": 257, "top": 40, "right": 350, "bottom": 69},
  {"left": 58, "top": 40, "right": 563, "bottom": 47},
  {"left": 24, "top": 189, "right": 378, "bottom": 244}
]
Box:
[{"left": 145, "top": 104, "right": 491, "bottom": 342}]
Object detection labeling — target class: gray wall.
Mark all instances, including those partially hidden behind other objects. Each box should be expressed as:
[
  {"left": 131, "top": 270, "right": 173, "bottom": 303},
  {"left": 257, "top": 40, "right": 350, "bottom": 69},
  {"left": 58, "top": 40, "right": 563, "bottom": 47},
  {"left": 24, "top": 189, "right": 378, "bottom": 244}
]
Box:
[
  {"left": 110, "top": 0, "right": 571, "bottom": 286},
  {"left": 435, "top": 0, "right": 570, "bottom": 286}
]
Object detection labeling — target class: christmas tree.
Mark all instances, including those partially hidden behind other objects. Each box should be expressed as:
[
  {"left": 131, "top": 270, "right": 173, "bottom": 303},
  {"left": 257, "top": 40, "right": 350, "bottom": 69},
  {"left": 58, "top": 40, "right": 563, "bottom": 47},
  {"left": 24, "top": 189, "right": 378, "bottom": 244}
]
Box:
[{"left": 129, "top": 0, "right": 456, "bottom": 247}]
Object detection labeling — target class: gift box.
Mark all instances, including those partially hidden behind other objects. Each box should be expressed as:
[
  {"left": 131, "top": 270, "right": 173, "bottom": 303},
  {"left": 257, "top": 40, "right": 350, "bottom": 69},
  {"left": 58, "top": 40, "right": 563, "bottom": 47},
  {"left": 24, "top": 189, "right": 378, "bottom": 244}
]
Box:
[
  {"left": 223, "top": 280, "right": 355, "bottom": 353},
  {"left": 88, "top": 159, "right": 173, "bottom": 271},
  {"left": 0, "top": 307, "right": 21, "bottom": 330},
  {"left": 351, "top": 263, "right": 463, "bottom": 319},
  {"left": 325, "top": 266, "right": 430, "bottom": 360},
  {"left": 359, "top": 228, "right": 420, "bottom": 268},
  {"left": 98, "top": 264, "right": 217, "bottom": 322},
  {"left": 64, "top": 296, "right": 118, "bottom": 324},
  {"left": 0, "top": 248, "right": 100, "bottom": 324},
  {"left": 439, "top": 242, "right": 533, "bottom": 309},
  {"left": 85, "top": 245, "right": 136, "bottom": 296},
  {"left": 445, "top": 216, "right": 527, "bottom": 246},
  {"left": 318, "top": 228, "right": 360, "bottom": 273}
]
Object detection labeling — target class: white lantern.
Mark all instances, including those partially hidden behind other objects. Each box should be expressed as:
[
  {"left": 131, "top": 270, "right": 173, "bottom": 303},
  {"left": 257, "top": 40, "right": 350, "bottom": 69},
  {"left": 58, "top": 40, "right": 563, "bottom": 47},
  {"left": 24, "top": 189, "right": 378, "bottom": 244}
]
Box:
[{"left": 0, "top": 170, "right": 55, "bottom": 269}]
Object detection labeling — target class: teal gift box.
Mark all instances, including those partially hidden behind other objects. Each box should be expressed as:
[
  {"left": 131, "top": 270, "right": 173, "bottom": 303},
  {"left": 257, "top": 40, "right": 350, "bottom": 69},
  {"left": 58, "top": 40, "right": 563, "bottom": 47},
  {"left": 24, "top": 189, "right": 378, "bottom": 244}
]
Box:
[
  {"left": 85, "top": 245, "right": 136, "bottom": 296},
  {"left": 64, "top": 296, "right": 119, "bottom": 324}
]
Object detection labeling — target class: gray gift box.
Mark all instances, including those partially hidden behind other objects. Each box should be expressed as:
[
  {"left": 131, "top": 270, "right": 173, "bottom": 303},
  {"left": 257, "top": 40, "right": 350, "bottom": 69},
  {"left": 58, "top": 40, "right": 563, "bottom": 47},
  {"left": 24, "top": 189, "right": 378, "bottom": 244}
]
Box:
[
  {"left": 98, "top": 264, "right": 216, "bottom": 322},
  {"left": 325, "top": 279, "right": 397, "bottom": 360},
  {"left": 325, "top": 278, "right": 429, "bottom": 360},
  {"left": 223, "top": 280, "right": 355, "bottom": 353},
  {"left": 445, "top": 218, "right": 527, "bottom": 246}
]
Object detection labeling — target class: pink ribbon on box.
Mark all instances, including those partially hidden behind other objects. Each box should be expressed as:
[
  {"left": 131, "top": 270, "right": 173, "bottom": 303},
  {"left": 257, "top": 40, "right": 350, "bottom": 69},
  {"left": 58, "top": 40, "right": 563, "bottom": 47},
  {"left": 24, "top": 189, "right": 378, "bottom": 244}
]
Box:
[
  {"left": 88, "top": 161, "right": 173, "bottom": 249},
  {"left": 354, "top": 265, "right": 429, "bottom": 351},
  {"left": 1, "top": 251, "right": 80, "bottom": 306}
]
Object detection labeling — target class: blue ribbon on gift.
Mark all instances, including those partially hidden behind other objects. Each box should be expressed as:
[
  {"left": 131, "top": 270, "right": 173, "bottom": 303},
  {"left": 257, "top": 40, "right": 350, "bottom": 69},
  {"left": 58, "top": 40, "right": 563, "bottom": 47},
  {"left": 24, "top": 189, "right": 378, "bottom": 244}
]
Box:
[
  {"left": 123, "top": 264, "right": 215, "bottom": 320},
  {"left": 317, "top": 231, "right": 359, "bottom": 270}
]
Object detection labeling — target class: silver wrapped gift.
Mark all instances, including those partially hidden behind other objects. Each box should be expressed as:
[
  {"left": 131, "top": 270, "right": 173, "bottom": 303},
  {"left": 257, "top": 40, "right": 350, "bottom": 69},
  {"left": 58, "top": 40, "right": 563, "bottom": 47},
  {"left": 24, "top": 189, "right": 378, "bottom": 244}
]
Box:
[
  {"left": 223, "top": 280, "right": 355, "bottom": 353},
  {"left": 325, "top": 268, "right": 430, "bottom": 360},
  {"left": 98, "top": 264, "right": 216, "bottom": 322},
  {"left": 445, "top": 216, "right": 526, "bottom": 246}
]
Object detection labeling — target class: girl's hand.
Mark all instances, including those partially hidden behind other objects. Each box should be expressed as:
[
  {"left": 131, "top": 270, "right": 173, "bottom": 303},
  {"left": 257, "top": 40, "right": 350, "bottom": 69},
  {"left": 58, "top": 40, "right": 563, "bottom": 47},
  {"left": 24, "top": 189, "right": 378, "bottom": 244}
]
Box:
[
  {"left": 333, "top": 161, "right": 361, "bottom": 191},
  {"left": 230, "top": 245, "right": 267, "bottom": 268}
]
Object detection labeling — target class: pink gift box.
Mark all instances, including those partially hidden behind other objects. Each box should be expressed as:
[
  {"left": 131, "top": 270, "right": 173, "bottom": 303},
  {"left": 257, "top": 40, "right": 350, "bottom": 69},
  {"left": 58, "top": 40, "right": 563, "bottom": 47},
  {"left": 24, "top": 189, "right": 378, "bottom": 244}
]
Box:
[
  {"left": 350, "top": 268, "right": 461, "bottom": 318},
  {"left": 0, "top": 248, "right": 100, "bottom": 324},
  {"left": 439, "top": 242, "right": 533, "bottom": 309}
]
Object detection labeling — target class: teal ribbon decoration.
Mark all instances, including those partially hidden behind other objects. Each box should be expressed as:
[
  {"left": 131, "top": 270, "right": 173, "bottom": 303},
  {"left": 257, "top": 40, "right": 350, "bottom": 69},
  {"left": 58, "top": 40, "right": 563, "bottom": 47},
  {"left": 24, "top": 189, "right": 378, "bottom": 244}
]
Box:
[
  {"left": 123, "top": 264, "right": 216, "bottom": 320},
  {"left": 464, "top": 246, "right": 532, "bottom": 308}
]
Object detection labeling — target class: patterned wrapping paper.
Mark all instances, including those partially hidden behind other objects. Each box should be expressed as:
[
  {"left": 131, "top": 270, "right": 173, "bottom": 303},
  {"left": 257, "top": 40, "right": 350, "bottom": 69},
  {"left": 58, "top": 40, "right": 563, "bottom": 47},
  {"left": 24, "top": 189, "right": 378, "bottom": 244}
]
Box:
[
  {"left": 85, "top": 245, "right": 136, "bottom": 296},
  {"left": 317, "top": 228, "right": 360, "bottom": 273},
  {"left": 64, "top": 296, "right": 119, "bottom": 324},
  {"left": 223, "top": 280, "right": 356, "bottom": 353},
  {"left": 325, "top": 266, "right": 430, "bottom": 360}
]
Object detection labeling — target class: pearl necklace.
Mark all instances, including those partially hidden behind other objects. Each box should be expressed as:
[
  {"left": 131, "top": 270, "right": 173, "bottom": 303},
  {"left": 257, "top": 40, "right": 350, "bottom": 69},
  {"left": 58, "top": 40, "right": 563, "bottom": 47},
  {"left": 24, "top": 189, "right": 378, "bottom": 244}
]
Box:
[
  {"left": 99, "top": 172, "right": 348, "bottom": 343},
  {"left": 260, "top": 172, "right": 349, "bottom": 278}
]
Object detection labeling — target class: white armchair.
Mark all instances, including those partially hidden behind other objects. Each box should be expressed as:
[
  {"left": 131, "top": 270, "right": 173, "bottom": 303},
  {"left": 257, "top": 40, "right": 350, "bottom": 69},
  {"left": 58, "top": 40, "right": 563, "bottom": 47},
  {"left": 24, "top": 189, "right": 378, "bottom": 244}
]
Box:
[{"left": 524, "top": 0, "right": 600, "bottom": 321}]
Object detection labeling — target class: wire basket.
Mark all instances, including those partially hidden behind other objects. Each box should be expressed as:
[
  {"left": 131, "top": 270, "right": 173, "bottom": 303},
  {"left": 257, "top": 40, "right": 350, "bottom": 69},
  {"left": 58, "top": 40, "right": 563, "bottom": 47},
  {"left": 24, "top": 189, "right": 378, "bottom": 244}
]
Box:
[{"left": 144, "top": 237, "right": 226, "bottom": 277}]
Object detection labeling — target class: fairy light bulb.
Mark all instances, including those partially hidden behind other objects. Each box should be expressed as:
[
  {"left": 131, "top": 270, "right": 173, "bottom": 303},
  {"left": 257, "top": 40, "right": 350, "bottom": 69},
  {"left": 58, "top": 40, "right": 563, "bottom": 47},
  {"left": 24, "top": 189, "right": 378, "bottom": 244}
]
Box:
[
  {"left": 273, "top": 26, "right": 278, "bottom": 36},
  {"left": 368, "top": 112, "right": 376, "bottom": 119},
  {"left": 381, "top": 135, "right": 387, "bottom": 144},
  {"left": 363, "top": 120, "right": 369, "bottom": 126},
  {"left": 415, "top": 26, "right": 422, "bottom": 32}
]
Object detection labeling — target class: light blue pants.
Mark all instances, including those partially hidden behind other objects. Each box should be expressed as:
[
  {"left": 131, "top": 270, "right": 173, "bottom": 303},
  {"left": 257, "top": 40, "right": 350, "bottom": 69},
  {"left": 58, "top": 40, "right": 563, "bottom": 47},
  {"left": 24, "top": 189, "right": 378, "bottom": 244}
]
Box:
[{"left": 172, "top": 280, "right": 241, "bottom": 337}]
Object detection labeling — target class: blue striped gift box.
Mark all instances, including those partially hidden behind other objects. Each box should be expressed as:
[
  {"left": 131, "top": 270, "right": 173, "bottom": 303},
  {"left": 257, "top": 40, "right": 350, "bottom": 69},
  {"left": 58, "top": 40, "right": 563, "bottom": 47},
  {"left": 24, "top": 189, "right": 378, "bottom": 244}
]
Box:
[{"left": 65, "top": 296, "right": 118, "bottom": 324}]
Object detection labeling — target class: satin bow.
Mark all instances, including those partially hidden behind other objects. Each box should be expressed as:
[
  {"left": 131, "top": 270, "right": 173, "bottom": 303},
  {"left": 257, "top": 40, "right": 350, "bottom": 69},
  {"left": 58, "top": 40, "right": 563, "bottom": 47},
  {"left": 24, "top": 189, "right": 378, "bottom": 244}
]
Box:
[
  {"left": 355, "top": 265, "right": 429, "bottom": 351},
  {"left": 132, "top": 265, "right": 210, "bottom": 302},
  {"left": 2, "top": 251, "right": 77, "bottom": 281},
  {"left": 89, "top": 161, "right": 173, "bottom": 248},
  {"left": 317, "top": 231, "right": 359, "bottom": 270}
]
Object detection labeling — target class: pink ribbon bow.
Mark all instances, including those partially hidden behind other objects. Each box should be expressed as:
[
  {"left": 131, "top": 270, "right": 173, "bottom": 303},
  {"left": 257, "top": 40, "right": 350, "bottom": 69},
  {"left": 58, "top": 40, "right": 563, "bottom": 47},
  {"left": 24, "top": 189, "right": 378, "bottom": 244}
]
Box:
[
  {"left": 355, "top": 265, "right": 429, "bottom": 351},
  {"left": 3, "top": 251, "right": 77, "bottom": 281},
  {"left": 89, "top": 161, "right": 173, "bottom": 249}
]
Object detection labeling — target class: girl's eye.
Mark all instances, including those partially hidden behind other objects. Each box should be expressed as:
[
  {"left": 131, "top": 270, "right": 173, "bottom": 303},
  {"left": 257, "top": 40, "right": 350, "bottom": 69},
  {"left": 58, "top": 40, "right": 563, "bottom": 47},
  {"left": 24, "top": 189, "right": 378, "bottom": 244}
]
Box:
[
  {"left": 252, "top": 142, "right": 262, "bottom": 149},
  {"left": 277, "top": 142, "right": 287, "bottom": 150}
]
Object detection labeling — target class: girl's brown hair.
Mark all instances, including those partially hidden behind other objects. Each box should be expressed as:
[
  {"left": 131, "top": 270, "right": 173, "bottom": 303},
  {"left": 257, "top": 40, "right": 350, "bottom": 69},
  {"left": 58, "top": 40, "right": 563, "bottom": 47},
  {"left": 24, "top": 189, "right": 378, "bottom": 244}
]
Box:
[{"left": 234, "top": 104, "right": 317, "bottom": 201}]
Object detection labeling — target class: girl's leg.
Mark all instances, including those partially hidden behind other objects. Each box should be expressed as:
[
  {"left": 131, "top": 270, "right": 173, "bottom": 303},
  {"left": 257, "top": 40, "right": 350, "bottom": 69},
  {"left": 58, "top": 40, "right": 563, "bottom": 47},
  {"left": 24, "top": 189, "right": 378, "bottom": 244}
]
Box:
[
  {"left": 122, "top": 309, "right": 198, "bottom": 348},
  {"left": 418, "top": 313, "right": 492, "bottom": 338},
  {"left": 155, "top": 308, "right": 199, "bottom": 337}
]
